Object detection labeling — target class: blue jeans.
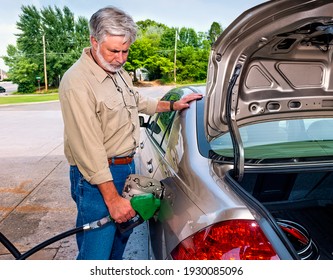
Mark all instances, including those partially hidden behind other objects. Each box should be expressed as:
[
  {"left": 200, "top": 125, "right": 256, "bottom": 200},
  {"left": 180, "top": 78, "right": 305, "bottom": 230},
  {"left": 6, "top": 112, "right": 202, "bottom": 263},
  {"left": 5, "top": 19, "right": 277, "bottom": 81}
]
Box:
[{"left": 70, "top": 161, "right": 135, "bottom": 260}]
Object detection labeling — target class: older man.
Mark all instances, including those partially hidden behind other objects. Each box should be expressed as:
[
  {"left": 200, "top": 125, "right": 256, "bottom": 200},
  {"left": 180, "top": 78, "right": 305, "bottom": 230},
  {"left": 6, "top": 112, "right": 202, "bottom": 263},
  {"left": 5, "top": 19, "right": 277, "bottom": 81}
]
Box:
[{"left": 59, "top": 6, "right": 202, "bottom": 260}]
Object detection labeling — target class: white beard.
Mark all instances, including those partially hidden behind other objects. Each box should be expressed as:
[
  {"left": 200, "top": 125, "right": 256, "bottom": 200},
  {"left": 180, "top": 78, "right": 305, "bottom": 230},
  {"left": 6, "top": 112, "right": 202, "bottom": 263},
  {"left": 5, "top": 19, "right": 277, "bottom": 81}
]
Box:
[{"left": 96, "top": 45, "right": 122, "bottom": 73}]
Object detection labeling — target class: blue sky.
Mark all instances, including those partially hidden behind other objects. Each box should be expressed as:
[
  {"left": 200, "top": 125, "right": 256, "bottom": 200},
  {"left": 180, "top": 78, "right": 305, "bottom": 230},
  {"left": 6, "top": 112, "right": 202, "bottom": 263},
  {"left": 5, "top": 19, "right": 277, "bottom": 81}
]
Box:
[{"left": 0, "top": 0, "right": 268, "bottom": 71}]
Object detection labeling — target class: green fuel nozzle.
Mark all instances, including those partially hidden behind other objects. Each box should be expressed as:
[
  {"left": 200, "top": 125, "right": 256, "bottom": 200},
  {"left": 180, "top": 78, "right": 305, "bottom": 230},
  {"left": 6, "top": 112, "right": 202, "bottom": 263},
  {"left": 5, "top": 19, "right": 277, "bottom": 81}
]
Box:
[{"left": 116, "top": 193, "right": 161, "bottom": 233}]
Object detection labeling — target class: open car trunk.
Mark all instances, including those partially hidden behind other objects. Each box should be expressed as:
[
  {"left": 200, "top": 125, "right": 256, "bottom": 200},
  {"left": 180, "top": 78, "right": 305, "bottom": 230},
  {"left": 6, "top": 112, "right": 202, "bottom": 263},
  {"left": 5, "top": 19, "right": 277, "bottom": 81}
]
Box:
[
  {"left": 203, "top": 0, "right": 333, "bottom": 261},
  {"left": 228, "top": 168, "right": 333, "bottom": 260}
]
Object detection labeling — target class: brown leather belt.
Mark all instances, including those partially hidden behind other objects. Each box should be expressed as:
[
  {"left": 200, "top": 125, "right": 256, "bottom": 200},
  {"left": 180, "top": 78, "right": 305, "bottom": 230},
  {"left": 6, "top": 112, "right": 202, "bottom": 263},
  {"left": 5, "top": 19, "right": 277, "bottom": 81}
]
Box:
[{"left": 108, "top": 156, "right": 134, "bottom": 165}]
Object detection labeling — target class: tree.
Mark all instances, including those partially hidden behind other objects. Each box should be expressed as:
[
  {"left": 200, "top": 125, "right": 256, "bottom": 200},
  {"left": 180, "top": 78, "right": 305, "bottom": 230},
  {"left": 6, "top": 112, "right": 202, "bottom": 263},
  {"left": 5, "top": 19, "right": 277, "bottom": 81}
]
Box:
[
  {"left": 208, "top": 22, "right": 223, "bottom": 44},
  {"left": 144, "top": 55, "right": 174, "bottom": 80},
  {"left": 4, "top": 5, "right": 89, "bottom": 91},
  {"left": 126, "top": 22, "right": 165, "bottom": 81},
  {"left": 3, "top": 5, "right": 219, "bottom": 90},
  {"left": 178, "top": 27, "right": 200, "bottom": 48},
  {"left": 176, "top": 46, "right": 209, "bottom": 82},
  {"left": 16, "top": 5, "right": 43, "bottom": 54},
  {"left": 3, "top": 44, "right": 38, "bottom": 93},
  {"left": 40, "top": 6, "right": 89, "bottom": 87},
  {"left": 136, "top": 20, "right": 167, "bottom": 32}
]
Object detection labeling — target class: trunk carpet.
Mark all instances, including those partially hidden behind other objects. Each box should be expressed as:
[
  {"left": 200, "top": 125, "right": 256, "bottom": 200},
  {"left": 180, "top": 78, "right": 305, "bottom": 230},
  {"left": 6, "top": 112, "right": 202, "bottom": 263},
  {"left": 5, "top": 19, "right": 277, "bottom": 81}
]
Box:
[{"left": 270, "top": 205, "right": 333, "bottom": 260}]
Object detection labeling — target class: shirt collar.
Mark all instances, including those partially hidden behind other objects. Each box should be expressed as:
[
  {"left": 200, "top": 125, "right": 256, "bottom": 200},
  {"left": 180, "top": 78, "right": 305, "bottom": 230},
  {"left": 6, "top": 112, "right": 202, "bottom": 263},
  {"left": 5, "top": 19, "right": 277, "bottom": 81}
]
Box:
[{"left": 81, "top": 47, "right": 109, "bottom": 83}]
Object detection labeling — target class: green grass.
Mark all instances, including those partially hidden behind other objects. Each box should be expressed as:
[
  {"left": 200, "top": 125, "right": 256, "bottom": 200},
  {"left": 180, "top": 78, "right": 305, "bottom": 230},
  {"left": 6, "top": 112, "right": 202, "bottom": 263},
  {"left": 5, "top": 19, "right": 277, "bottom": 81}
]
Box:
[{"left": 0, "top": 93, "right": 59, "bottom": 105}]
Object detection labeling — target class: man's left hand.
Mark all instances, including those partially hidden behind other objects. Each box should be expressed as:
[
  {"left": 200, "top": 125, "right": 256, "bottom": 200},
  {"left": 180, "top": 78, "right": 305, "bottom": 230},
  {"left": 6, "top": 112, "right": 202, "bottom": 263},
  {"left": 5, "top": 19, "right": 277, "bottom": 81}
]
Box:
[{"left": 173, "top": 93, "right": 203, "bottom": 111}]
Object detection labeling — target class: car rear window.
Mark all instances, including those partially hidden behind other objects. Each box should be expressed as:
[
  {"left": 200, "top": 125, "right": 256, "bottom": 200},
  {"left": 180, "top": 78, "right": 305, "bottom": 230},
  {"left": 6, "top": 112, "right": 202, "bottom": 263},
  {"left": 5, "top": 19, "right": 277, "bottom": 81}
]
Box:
[{"left": 210, "top": 118, "right": 333, "bottom": 162}]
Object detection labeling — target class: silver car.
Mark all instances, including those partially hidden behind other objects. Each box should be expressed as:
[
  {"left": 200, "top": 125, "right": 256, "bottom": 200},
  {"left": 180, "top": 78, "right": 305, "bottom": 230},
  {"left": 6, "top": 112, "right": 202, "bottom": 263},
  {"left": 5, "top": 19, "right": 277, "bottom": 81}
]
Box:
[{"left": 136, "top": 0, "right": 333, "bottom": 260}]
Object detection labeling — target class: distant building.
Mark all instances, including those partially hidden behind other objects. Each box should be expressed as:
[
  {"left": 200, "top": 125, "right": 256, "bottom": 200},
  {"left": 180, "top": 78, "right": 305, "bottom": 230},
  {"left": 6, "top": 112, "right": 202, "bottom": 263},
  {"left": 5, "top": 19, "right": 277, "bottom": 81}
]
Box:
[
  {"left": 135, "top": 68, "right": 150, "bottom": 81},
  {"left": 0, "top": 69, "right": 8, "bottom": 81}
]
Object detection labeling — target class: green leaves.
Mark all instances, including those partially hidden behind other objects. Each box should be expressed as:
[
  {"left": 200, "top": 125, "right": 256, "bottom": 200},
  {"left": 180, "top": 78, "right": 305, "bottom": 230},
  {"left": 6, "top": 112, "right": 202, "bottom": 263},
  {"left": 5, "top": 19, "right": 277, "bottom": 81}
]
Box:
[
  {"left": 5, "top": 5, "right": 89, "bottom": 92},
  {"left": 126, "top": 21, "right": 222, "bottom": 83},
  {"left": 4, "top": 7, "right": 224, "bottom": 92}
]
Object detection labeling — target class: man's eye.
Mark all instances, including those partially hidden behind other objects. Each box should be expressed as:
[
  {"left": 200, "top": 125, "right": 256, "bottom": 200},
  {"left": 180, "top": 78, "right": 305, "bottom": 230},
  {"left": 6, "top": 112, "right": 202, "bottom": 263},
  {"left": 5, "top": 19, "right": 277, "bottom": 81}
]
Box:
[{"left": 110, "top": 50, "right": 128, "bottom": 54}]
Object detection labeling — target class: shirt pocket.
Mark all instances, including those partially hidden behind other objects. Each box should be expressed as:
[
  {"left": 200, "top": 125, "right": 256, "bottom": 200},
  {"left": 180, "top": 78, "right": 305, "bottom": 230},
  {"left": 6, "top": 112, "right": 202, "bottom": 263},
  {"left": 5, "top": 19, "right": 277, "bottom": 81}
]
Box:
[
  {"left": 103, "top": 90, "right": 123, "bottom": 110},
  {"left": 100, "top": 92, "right": 129, "bottom": 132}
]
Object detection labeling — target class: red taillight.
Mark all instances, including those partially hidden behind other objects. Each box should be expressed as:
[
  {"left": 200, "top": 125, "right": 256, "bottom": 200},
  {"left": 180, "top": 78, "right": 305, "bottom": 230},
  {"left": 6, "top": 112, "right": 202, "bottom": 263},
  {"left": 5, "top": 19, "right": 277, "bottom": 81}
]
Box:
[{"left": 171, "top": 220, "right": 279, "bottom": 260}]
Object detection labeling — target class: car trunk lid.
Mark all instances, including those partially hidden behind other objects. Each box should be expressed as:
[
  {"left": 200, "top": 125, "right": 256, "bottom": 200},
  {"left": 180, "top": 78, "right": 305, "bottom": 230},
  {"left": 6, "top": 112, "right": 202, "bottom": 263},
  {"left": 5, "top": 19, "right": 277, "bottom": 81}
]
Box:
[{"left": 205, "top": 0, "right": 333, "bottom": 180}]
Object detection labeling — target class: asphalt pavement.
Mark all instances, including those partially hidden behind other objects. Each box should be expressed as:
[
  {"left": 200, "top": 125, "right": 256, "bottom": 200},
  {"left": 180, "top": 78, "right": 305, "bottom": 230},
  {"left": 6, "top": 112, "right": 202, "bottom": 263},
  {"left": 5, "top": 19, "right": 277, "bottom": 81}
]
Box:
[{"left": 0, "top": 85, "right": 173, "bottom": 260}]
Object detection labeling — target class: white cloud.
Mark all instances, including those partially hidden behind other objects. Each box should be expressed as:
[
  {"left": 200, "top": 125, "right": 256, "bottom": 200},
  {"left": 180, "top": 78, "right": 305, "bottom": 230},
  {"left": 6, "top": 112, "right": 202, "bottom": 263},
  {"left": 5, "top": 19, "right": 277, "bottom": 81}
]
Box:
[{"left": 0, "top": 23, "right": 17, "bottom": 71}]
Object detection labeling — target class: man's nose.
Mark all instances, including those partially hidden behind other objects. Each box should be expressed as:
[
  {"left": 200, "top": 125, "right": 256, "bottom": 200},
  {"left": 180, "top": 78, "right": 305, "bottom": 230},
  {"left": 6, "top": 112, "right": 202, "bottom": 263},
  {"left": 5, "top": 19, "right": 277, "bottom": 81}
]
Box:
[{"left": 116, "top": 52, "right": 127, "bottom": 63}]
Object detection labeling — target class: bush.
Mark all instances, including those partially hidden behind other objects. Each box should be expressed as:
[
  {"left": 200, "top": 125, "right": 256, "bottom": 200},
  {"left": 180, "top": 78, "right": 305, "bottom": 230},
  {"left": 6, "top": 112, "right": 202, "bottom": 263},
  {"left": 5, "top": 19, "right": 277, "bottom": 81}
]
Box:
[{"left": 17, "top": 82, "right": 36, "bottom": 94}]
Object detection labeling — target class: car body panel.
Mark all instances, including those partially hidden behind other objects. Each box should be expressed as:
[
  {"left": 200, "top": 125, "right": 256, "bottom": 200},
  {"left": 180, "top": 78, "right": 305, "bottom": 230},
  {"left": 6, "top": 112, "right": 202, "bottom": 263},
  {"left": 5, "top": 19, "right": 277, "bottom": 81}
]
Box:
[
  {"left": 205, "top": 0, "right": 333, "bottom": 140},
  {"left": 136, "top": 86, "right": 278, "bottom": 259}
]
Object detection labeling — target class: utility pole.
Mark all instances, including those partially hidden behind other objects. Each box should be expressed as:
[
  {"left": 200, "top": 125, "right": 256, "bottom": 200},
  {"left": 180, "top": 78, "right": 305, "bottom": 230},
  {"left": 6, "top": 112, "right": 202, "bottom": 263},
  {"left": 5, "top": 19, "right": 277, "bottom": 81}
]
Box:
[
  {"left": 174, "top": 29, "right": 178, "bottom": 83},
  {"left": 42, "top": 35, "right": 48, "bottom": 91}
]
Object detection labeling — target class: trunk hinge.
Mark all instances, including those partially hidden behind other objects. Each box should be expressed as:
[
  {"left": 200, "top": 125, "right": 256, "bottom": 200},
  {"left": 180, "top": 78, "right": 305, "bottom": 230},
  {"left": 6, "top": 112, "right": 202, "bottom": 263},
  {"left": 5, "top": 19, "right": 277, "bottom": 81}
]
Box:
[{"left": 226, "top": 64, "right": 244, "bottom": 182}]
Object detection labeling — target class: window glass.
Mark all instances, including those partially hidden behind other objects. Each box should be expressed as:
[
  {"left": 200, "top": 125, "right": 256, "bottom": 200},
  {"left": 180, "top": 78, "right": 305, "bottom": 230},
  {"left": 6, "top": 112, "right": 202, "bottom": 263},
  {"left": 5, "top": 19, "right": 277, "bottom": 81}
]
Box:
[
  {"left": 147, "top": 90, "right": 183, "bottom": 152},
  {"left": 210, "top": 118, "right": 333, "bottom": 161},
  {"left": 146, "top": 85, "right": 204, "bottom": 153},
  {"left": 159, "top": 111, "right": 176, "bottom": 151}
]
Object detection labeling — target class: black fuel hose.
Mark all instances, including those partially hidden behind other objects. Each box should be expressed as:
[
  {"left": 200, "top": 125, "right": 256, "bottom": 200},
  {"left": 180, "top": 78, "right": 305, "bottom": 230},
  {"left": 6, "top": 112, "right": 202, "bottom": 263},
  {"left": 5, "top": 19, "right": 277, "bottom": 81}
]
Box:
[
  {"left": 0, "top": 215, "right": 113, "bottom": 260},
  {"left": 17, "top": 226, "right": 84, "bottom": 260},
  {"left": 0, "top": 232, "right": 21, "bottom": 259}
]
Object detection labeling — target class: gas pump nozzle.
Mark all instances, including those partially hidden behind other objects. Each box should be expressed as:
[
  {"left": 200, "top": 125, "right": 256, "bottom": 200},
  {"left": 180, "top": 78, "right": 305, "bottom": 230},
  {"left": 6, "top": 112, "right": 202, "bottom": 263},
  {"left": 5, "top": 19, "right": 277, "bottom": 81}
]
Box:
[
  {"left": 116, "top": 174, "right": 164, "bottom": 233},
  {"left": 82, "top": 175, "right": 164, "bottom": 233}
]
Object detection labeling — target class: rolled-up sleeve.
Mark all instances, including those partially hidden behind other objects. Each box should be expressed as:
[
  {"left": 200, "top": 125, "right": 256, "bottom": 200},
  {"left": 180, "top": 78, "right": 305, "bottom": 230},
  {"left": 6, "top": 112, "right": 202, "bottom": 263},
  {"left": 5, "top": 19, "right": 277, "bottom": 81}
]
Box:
[{"left": 137, "top": 94, "right": 158, "bottom": 115}]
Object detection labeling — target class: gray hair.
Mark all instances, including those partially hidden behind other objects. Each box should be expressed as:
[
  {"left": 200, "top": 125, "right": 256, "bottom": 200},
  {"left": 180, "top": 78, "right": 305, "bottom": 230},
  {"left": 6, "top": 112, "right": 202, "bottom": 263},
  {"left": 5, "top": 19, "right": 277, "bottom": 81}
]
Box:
[{"left": 89, "top": 6, "right": 137, "bottom": 44}]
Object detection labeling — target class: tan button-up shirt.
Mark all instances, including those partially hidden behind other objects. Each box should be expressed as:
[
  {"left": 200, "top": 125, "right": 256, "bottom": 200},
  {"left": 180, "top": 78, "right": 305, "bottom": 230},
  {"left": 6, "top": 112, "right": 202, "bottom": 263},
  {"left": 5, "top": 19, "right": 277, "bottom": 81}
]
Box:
[{"left": 59, "top": 48, "right": 158, "bottom": 185}]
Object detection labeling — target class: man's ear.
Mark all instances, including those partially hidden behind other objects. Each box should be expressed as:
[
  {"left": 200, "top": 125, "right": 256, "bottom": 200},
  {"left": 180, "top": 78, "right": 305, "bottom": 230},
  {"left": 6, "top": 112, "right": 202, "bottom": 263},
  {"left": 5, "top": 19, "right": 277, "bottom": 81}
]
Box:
[{"left": 90, "top": 36, "right": 98, "bottom": 50}]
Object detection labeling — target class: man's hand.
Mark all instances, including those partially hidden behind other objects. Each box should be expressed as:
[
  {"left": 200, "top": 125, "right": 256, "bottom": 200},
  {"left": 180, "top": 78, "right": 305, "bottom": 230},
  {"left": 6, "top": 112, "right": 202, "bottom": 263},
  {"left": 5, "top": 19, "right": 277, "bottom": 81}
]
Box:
[
  {"left": 156, "top": 92, "right": 203, "bottom": 112},
  {"left": 173, "top": 93, "right": 203, "bottom": 111},
  {"left": 107, "top": 195, "right": 136, "bottom": 223},
  {"left": 98, "top": 181, "right": 136, "bottom": 223}
]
